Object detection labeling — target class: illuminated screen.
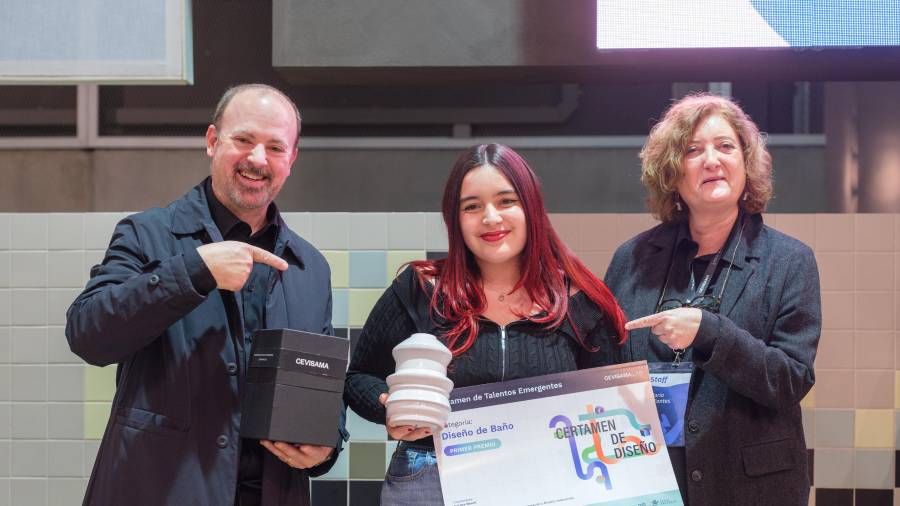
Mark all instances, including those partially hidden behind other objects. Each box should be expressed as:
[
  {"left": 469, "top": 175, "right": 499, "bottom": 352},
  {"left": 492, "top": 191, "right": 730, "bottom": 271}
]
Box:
[{"left": 596, "top": 1, "right": 900, "bottom": 49}]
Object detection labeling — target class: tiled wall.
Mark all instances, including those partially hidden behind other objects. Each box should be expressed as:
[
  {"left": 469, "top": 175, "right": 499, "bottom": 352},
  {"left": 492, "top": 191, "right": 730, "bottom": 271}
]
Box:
[{"left": 0, "top": 212, "right": 897, "bottom": 506}]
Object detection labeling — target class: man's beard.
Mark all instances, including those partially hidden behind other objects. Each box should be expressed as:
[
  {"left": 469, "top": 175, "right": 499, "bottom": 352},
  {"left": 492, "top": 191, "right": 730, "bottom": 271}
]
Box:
[{"left": 226, "top": 163, "right": 273, "bottom": 210}]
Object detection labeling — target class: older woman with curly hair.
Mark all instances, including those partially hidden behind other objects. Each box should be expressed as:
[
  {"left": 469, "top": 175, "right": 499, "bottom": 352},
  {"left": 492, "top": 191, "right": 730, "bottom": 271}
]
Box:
[{"left": 604, "top": 93, "right": 820, "bottom": 506}]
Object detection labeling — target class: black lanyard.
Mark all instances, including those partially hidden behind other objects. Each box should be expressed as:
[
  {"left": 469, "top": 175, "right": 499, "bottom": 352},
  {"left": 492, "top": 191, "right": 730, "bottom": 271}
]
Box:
[{"left": 655, "top": 213, "right": 746, "bottom": 364}]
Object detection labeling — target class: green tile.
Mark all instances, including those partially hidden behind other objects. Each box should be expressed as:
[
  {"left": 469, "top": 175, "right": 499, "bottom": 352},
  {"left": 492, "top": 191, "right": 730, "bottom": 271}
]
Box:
[
  {"left": 349, "top": 289, "right": 383, "bottom": 327},
  {"left": 322, "top": 251, "right": 349, "bottom": 288},
  {"left": 84, "top": 364, "right": 116, "bottom": 402},
  {"left": 386, "top": 251, "right": 425, "bottom": 284},
  {"left": 348, "top": 442, "right": 386, "bottom": 479},
  {"left": 84, "top": 402, "right": 112, "bottom": 439}
]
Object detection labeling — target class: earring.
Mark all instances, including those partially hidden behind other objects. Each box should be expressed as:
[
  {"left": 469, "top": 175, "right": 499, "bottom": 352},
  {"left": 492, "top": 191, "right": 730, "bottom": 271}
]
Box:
[
  {"left": 742, "top": 192, "right": 749, "bottom": 201},
  {"left": 674, "top": 199, "right": 682, "bottom": 212}
]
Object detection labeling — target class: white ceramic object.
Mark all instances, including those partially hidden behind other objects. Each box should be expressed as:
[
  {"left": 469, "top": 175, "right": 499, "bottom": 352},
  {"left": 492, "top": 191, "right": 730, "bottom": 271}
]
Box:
[{"left": 385, "top": 333, "right": 454, "bottom": 431}]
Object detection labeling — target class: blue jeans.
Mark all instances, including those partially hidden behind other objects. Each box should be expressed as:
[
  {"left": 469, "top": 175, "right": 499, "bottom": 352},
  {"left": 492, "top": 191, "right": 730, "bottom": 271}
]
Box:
[{"left": 381, "top": 442, "right": 444, "bottom": 505}]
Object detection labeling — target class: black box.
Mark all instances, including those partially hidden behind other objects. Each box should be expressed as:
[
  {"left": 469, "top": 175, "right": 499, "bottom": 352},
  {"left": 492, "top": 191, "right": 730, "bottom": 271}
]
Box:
[{"left": 240, "top": 329, "right": 349, "bottom": 447}]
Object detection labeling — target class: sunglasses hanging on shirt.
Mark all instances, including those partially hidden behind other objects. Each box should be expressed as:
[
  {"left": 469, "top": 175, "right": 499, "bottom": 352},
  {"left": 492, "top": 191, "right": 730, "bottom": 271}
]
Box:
[{"left": 654, "top": 212, "right": 747, "bottom": 365}]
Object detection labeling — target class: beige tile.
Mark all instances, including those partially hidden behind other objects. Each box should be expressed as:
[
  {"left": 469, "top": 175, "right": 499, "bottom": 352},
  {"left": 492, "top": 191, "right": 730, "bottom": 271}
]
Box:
[
  {"left": 774, "top": 214, "right": 816, "bottom": 250},
  {"left": 855, "top": 370, "right": 894, "bottom": 409},
  {"left": 615, "top": 214, "right": 657, "bottom": 244},
  {"left": 856, "top": 292, "right": 893, "bottom": 330},
  {"left": 814, "top": 409, "right": 854, "bottom": 448},
  {"left": 895, "top": 214, "right": 900, "bottom": 251},
  {"left": 896, "top": 333, "right": 900, "bottom": 371},
  {"left": 816, "top": 331, "right": 855, "bottom": 369},
  {"left": 853, "top": 449, "right": 894, "bottom": 489},
  {"left": 580, "top": 251, "right": 613, "bottom": 280},
  {"left": 815, "top": 214, "right": 853, "bottom": 252},
  {"left": 813, "top": 447, "right": 854, "bottom": 488},
  {"left": 855, "top": 331, "right": 894, "bottom": 369},
  {"left": 821, "top": 291, "right": 854, "bottom": 330},
  {"left": 549, "top": 214, "right": 582, "bottom": 251},
  {"left": 815, "top": 369, "right": 855, "bottom": 408},
  {"left": 580, "top": 214, "right": 619, "bottom": 252},
  {"left": 816, "top": 252, "right": 853, "bottom": 291},
  {"left": 854, "top": 409, "right": 895, "bottom": 448},
  {"left": 855, "top": 252, "right": 894, "bottom": 290},
  {"left": 895, "top": 253, "right": 900, "bottom": 291},
  {"left": 855, "top": 214, "right": 894, "bottom": 252}
]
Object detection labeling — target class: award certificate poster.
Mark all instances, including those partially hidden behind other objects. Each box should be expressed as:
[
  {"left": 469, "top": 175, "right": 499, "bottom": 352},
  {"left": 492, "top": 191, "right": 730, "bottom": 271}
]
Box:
[{"left": 434, "top": 361, "right": 682, "bottom": 506}]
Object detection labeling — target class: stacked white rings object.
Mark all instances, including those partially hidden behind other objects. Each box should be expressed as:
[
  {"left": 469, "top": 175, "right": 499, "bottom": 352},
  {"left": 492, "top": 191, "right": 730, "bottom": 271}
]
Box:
[{"left": 385, "top": 333, "right": 454, "bottom": 432}]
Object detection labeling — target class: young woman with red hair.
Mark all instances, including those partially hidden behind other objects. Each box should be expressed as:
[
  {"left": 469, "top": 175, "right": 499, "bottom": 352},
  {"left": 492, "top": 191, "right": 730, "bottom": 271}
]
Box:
[{"left": 343, "top": 143, "right": 627, "bottom": 505}]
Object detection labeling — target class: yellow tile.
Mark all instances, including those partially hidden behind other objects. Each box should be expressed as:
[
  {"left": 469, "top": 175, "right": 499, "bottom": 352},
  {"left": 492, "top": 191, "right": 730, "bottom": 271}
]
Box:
[
  {"left": 322, "top": 250, "right": 349, "bottom": 288},
  {"left": 349, "top": 289, "right": 385, "bottom": 327},
  {"left": 386, "top": 251, "right": 425, "bottom": 283},
  {"left": 854, "top": 409, "right": 895, "bottom": 448},
  {"left": 85, "top": 364, "right": 117, "bottom": 402},
  {"left": 895, "top": 372, "right": 900, "bottom": 409},
  {"left": 800, "top": 386, "right": 815, "bottom": 409},
  {"left": 84, "top": 402, "right": 112, "bottom": 440}
]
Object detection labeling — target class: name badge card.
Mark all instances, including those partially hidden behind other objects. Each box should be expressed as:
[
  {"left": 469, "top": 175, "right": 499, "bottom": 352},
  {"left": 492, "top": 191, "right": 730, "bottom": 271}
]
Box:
[
  {"left": 434, "top": 361, "right": 683, "bottom": 506},
  {"left": 648, "top": 362, "right": 693, "bottom": 447}
]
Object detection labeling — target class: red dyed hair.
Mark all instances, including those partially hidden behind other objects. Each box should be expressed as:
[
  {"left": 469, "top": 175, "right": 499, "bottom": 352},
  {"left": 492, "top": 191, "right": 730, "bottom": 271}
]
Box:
[{"left": 409, "top": 143, "right": 627, "bottom": 357}]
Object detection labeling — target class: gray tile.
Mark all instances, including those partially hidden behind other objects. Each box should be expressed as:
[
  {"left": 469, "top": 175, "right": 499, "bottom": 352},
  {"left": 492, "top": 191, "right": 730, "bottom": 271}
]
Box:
[
  {"left": 84, "top": 213, "right": 126, "bottom": 250},
  {"left": 801, "top": 408, "right": 814, "bottom": 448},
  {"left": 11, "top": 477, "right": 47, "bottom": 506},
  {"left": 47, "top": 442, "right": 83, "bottom": 478},
  {"left": 0, "top": 214, "right": 10, "bottom": 250},
  {"left": 48, "top": 366, "right": 83, "bottom": 402},
  {"left": 11, "top": 327, "right": 47, "bottom": 364},
  {"left": 11, "top": 441, "right": 47, "bottom": 477},
  {"left": 0, "top": 366, "right": 8, "bottom": 401},
  {"left": 11, "top": 365, "right": 46, "bottom": 402},
  {"left": 813, "top": 447, "right": 854, "bottom": 488},
  {"left": 349, "top": 213, "right": 387, "bottom": 250},
  {"left": 48, "top": 478, "right": 86, "bottom": 506},
  {"left": 0, "top": 290, "right": 10, "bottom": 326},
  {"left": 0, "top": 327, "right": 9, "bottom": 362},
  {"left": 83, "top": 441, "right": 100, "bottom": 477},
  {"left": 311, "top": 213, "right": 349, "bottom": 250},
  {"left": 0, "top": 479, "right": 9, "bottom": 506},
  {"left": 83, "top": 250, "right": 105, "bottom": 279},
  {"left": 10, "top": 252, "right": 46, "bottom": 288},
  {"left": 281, "top": 212, "right": 311, "bottom": 239},
  {"left": 0, "top": 403, "right": 9, "bottom": 438},
  {"left": 46, "top": 327, "right": 80, "bottom": 364},
  {"left": 48, "top": 404, "right": 84, "bottom": 439},
  {"left": 11, "top": 404, "right": 47, "bottom": 439},
  {"left": 388, "top": 213, "right": 426, "bottom": 250},
  {"left": 0, "top": 441, "right": 8, "bottom": 476},
  {"left": 814, "top": 409, "right": 854, "bottom": 448},
  {"left": 48, "top": 214, "right": 84, "bottom": 250},
  {"left": 853, "top": 449, "right": 894, "bottom": 489},
  {"left": 47, "top": 252, "right": 85, "bottom": 288},
  {"left": 0, "top": 252, "right": 9, "bottom": 288},
  {"left": 346, "top": 408, "right": 387, "bottom": 442},
  {"left": 47, "top": 289, "right": 79, "bottom": 326},
  {"left": 11, "top": 215, "right": 48, "bottom": 251},
  {"left": 424, "top": 212, "right": 448, "bottom": 250},
  {"left": 11, "top": 289, "right": 47, "bottom": 326}
]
